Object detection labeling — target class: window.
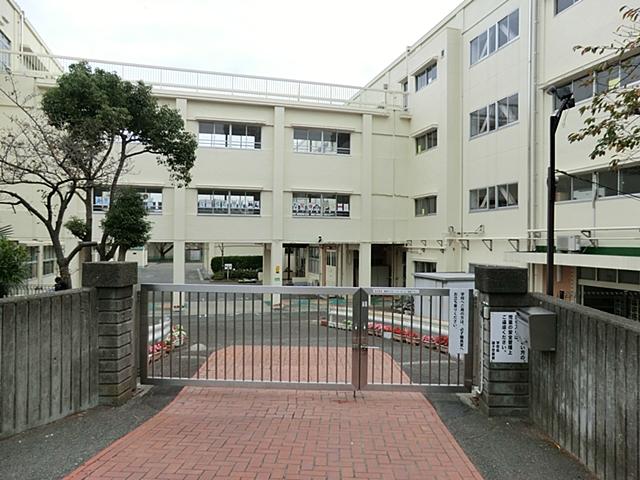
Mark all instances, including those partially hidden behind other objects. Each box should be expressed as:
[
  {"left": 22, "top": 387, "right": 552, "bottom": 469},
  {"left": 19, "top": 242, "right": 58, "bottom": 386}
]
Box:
[
  {"left": 416, "top": 129, "right": 437, "bottom": 153},
  {"left": 93, "top": 187, "right": 163, "bottom": 213},
  {"left": 197, "top": 190, "right": 260, "bottom": 215},
  {"left": 26, "top": 246, "right": 37, "bottom": 279},
  {"left": 292, "top": 193, "right": 350, "bottom": 217},
  {"left": 0, "top": 30, "right": 10, "bottom": 71},
  {"left": 555, "top": 173, "right": 593, "bottom": 201},
  {"left": 595, "top": 65, "right": 620, "bottom": 94},
  {"left": 415, "top": 261, "right": 437, "bottom": 273},
  {"left": 309, "top": 247, "right": 320, "bottom": 274},
  {"left": 414, "top": 195, "right": 437, "bottom": 216},
  {"left": 198, "top": 122, "right": 261, "bottom": 149},
  {"left": 415, "top": 63, "right": 437, "bottom": 91},
  {"left": 293, "top": 128, "right": 350, "bottom": 155},
  {"left": 470, "top": 183, "right": 518, "bottom": 211},
  {"left": 470, "top": 10, "right": 519, "bottom": 65},
  {"left": 621, "top": 166, "right": 640, "bottom": 194},
  {"left": 555, "top": 0, "right": 580, "bottom": 14},
  {"left": 470, "top": 94, "right": 518, "bottom": 138},
  {"left": 401, "top": 79, "right": 409, "bottom": 109},
  {"left": 43, "top": 246, "right": 56, "bottom": 276},
  {"left": 326, "top": 249, "right": 337, "bottom": 267}
]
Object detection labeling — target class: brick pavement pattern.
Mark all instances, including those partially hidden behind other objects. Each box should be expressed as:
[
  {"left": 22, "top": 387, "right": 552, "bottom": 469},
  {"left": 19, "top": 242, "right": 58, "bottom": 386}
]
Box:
[{"left": 66, "top": 347, "right": 482, "bottom": 480}]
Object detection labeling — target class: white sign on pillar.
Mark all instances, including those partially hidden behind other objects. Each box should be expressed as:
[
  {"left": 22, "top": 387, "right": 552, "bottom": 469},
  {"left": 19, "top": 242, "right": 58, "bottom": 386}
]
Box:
[
  {"left": 448, "top": 289, "right": 470, "bottom": 355},
  {"left": 489, "top": 312, "right": 529, "bottom": 363}
]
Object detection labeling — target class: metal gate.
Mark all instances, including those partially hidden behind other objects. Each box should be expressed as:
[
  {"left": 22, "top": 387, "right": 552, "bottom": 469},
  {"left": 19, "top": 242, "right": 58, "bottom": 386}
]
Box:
[{"left": 138, "top": 284, "right": 473, "bottom": 392}]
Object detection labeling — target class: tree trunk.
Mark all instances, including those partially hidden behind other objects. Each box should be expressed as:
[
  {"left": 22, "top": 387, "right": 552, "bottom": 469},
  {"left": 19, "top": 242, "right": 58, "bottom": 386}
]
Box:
[
  {"left": 59, "top": 262, "right": 72, "bottom": 289},
  {"left": 81, "top": 186, "right": 94, "bottom": 263},
  {"left": 117, "top": 247, "right": 127, "bottom": 261}
]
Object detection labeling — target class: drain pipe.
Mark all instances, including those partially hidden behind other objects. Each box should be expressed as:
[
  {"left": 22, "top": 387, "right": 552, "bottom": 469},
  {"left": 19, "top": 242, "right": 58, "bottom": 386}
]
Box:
[{"left": 527, "top": 0, "right": 539, "bottom": 290}]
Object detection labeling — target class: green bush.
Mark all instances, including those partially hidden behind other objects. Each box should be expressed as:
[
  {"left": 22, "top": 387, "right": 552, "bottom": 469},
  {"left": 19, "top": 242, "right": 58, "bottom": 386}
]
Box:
[
  {"left": 212, "top": 268, "right": 260, "bottom": 281},
  {"left": 211, "top": 255, "right": 262, "bottom": 272}
]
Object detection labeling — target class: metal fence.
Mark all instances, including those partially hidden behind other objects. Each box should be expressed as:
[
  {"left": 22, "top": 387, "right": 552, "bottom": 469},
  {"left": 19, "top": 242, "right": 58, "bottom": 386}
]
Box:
[
  {"left": 0, "top": 289, "right": 98, "bottom": 438},
  {"left": 2, "top": 50, "right": 403, "bottom": 111},
  {"left": 138, "top": 284, "right": 471, "bottom": 392},
  {"left": 4, "top": 284, "right": 55, "bottom": 298}
]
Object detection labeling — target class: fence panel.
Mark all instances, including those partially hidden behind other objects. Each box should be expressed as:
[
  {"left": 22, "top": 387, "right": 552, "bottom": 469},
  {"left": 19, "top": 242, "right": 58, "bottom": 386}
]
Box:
[
  {"left": 0, "top": 289, "right": 99, "bottom": 438},
  {"left": 530, "top": 293, "right": 640, "bottom": 480}
]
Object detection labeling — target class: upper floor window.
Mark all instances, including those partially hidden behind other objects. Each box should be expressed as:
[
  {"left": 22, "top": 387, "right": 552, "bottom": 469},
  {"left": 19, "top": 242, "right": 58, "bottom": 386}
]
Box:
[
  {"left": 197, "top": 190, "right": 261, "bottom": 215},
  {"left": 416, "top": 129, "right": 438, "bottom": 154},
  {"left": 556, "top": 165, "right": 640, "bottom": 201},
  {"left": 0, "top": 30, "right": 10, "bottom": 71},
  {"left": 555, "top": 0, "right": 580, "bottom": 14},
  {"left": 470, "top": 94, "right": 518, "bottom": 138},
  {"left": 414, "top": 195, "right": 437, "bottom": 216},
  {"left": 292, "top": 192, "right": 350, "bottom": 217},
  {"left": 198, "top": 122, "right": 261, "bottom": 149},
  {"left": 415, "top": 63, "right": 437, "bottom": 91},
  {"left": 93, "top": 187, "right": 163, "bottom": 214},
  {"left": 470, "top": 10, "right": 519, "bottom": 65},
  {"left": 293, "top": 128, "right": 350, "bottom": 155},
  {"left": 470, "top": 183, "right": 518, "bottom": 211}
]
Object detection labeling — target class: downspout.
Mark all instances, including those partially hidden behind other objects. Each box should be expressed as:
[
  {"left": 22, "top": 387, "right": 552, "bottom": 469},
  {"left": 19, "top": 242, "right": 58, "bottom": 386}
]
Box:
[
  {"left": 527, "top": 0, "right": 538, "bottom": 290},
  {"left": 19, "top": 10, "right": 24, "bottom": 52}
]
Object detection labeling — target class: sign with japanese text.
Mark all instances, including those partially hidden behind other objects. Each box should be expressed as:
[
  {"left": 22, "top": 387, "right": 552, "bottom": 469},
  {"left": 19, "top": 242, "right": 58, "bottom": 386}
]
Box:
[
  {"left": 490, "top": 312, "right": 529, "bottom": 363},
  {"left": 448, "top": 289, "right": 470, "bottom": 355}
]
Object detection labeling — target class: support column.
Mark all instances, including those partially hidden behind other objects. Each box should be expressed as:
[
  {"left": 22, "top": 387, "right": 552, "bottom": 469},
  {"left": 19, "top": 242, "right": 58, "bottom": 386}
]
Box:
[
  {"left": 262, "top": 243, "right": 272, "bottom": 285},
  {"left": 172, "top": 98, "right": 188, "bottom": 303},
  {"left": 475, "top": 266, "right": 530, "bottom": 417},
  {"left": 358, "top": 242, "right": 372, "bottom": 287},
  {"left": 82, "top": 262, "right": 137, "bottom": 405},
  {"left": 270, "top": 240, "right": 282, "bottom": 304}
]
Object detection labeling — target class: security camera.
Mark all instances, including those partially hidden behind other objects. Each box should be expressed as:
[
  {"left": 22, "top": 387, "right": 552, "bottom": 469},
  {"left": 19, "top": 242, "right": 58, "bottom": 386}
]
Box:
[{"left": 318, "top": 235, "right": 322, "bottom": 243}]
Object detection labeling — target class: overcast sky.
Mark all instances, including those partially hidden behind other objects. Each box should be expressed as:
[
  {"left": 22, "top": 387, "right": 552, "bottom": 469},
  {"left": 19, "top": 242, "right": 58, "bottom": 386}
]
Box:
[{"left": 17, "top": 0, "right": 462, "bottom": 86}]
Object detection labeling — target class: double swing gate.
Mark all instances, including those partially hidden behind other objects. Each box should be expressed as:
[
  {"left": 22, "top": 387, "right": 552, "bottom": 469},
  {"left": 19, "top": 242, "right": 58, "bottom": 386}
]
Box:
[{"left": 138, "top": 284, "right": 473, "bottom": 392}]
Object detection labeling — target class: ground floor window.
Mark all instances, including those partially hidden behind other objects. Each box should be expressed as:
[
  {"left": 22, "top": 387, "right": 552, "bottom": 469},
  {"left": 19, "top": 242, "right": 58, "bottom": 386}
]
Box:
[
  {"left": 43, "top": 246, "right": 56, "bottom": 275},
  {"left": 308, "top": 247, "right": 320, "bottom": 274},
  {"left": 414, "top": 261, "right": 436, "bottom": 273}
]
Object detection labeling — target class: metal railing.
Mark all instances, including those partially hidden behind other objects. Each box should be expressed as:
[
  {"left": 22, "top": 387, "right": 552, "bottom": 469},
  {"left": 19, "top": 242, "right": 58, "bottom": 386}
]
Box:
[
  {"left": 3, "top": 284, "right": 55, "bottom": 298},
  {"left": 2, "top": 50, "right": 404, "bottom": 111},
  {"left": 138, "top": 284, "right": 472, "bottom": 391}
]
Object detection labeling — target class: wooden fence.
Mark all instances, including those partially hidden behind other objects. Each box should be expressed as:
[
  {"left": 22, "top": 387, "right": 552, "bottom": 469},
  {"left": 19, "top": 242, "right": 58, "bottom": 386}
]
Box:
[
  {"left": 0, "top": 289, "right": 98, "bottom": 438},
  {"left": 530, "top": 293, "right": 640, "bottom": 480}
]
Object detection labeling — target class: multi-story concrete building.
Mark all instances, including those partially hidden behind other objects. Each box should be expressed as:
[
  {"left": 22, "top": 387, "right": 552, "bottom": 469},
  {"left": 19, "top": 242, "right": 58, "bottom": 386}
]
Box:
[{"left": 2, "top": 0, "right": 640, "bottom": 319}]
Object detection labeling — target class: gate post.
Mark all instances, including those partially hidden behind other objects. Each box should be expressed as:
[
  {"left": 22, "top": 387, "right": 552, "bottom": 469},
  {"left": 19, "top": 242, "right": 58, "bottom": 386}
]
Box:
[
  {"left": 83, "top": 262, "right": 138, "bottom": 405},
  {"left": 352, "top": 288, "right": 368, "bottom": 390}
]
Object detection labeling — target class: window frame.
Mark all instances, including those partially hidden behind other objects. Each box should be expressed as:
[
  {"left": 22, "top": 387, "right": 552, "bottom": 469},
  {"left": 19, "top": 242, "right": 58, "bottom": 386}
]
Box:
[
  {"left": 470, "top": 183, "right": 518, "bottom": 212},
  {"left": 470, "top": 94, "right": 518, "bottom": 139},
  {"left": 0, "top": 30, "right": 10, "bottom": 71},
  {"left": 43, "top": 245, "right": 56, "bottom": 276},
  {"left": 414, "top": 195, "right": 437, "bottom": 217},
  {"left": 555, "top": 0, "right": 581, "bottom": 15},
  {"left": 292, "top": 128, "right": 351, "bottom": 155},
  {"left": 470, "top": 9, "right": 520, "bottom": 66},
  {"left": 198, "top": 121, "right": 262, "bottom": 150},
  {"left": 197, "top": 189, "right": 261, "bottom": 216},
  {"left": 292, "top": 192, "right": 350, "bottom": 218},
  {"left": 92, "top": 187, "right": 163, "bottom": 214},
  {"left": 415, "top": 62, "right": 437, "bottom": 92},
  {"left": 415, "top": 128, "right": 438, "bottom": 154}
]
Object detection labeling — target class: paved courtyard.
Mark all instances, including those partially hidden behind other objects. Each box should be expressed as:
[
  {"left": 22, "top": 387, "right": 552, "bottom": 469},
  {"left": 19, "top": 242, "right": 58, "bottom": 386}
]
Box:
[{"left": 65, "top": 347, "right": 482, "bottom": 480}]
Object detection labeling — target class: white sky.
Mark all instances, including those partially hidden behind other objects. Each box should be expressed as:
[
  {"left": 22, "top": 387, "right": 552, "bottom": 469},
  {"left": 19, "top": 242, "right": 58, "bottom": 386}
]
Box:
[{"left": 17, "top": 0, "right": 463, "bottom": 86}]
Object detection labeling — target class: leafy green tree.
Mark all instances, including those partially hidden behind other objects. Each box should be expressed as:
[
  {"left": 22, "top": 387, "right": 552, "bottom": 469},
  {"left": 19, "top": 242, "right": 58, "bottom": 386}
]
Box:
[
  {"left": 101, "top": 187, "right": 151, "bottom": 261},
  {"left": 568, "top": 6, "right": 640, "bottom": 167},
  {"left": 0, "top": 227, "right": 29, "bottom": 298},
  {"left": 41, "top": 62, "right": 196, "bottom": 260}
]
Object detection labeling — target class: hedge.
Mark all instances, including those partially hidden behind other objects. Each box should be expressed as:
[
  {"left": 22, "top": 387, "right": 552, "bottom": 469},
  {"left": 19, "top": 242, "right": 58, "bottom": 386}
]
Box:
[
  {"left": 211, "top": 255, "right": 263, "bottom": 272},
  {"left": 212, "top": 269, "right": 260, "bottom": 281}
]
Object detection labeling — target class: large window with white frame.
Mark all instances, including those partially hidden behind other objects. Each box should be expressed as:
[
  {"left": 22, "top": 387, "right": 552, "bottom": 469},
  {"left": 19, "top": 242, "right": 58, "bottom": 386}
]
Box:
[
  {"left": 416, "top": 129, "right": 438, "bottom": 153},
  {"left": 414, "top": 195, "right": 437, "bottom": 216},
  {"left": 415, "top": 62, "right": 437, "bottom": 91},
  {"left": 470, "top": 94, "right": 518, "bottom": 138},
  {"left": 292, "top": 192, "right": 350, "bottom": 217},
  {"left": 470, "top": 9, "right": 519, "bottom": 65},
  {"left": 43, "top": 246, "right": 56, "bottom": 275},
  {"left": 470, "top": 183, "right": 518, "bottom": 211},
  {"left": 308, "top": 247, "right": 320, "bottom": 274},
  {"left": 293, "top": 128, "right": 350, "bottom": 155},
  {"left": 25, "top": 246, "right": 37, "bottom": 279},
  {"left": 93, "top": 187, "right": 163, "bottom": 214},
  {"left": 197, "top": 190, "right": 261, "bottom": 215},
  {"left": 0, "top": 30, "right": 10, "bottom": 70},
  {"left": 198, "top": 122, "right": 262, "bottom": 149},
  {"left": 555, "top": 0, "right": 581, "bottom": 14}
]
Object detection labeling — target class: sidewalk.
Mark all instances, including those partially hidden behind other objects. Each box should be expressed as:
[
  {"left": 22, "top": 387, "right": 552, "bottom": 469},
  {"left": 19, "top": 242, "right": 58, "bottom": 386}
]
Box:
[{"left": 66, "top": 387, "right": 481, "bottom": 480}]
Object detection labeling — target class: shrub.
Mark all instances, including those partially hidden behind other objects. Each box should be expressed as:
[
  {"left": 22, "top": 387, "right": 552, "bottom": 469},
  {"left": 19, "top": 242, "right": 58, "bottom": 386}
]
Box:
[{"left": 212, "top": 268, "right": 260, "bottom": 281}]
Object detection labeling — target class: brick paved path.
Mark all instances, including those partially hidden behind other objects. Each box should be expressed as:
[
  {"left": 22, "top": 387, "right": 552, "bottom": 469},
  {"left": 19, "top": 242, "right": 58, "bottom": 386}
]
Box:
[{"left": 66, "top": 348, "right": 482, "bottom": 480}]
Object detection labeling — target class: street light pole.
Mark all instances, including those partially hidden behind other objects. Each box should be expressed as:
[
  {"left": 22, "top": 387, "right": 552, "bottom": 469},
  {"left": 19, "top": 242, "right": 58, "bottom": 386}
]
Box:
[{"left": 547, "top": 92, "right": 575, "bottom": 296}]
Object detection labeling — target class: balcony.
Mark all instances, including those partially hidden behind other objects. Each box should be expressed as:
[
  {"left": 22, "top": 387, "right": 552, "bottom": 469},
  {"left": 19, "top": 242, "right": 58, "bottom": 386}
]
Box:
[{"left": 1, "top": 49, "right": 403, "bottom": 112}]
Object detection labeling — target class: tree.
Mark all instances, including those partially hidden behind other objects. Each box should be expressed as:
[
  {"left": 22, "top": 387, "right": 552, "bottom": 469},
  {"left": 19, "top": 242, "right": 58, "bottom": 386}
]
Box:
[
  {"left": 0, "top": 76, "right": 94, "bottom": 287},
  {"left": 41, "top": 62, "right": 196, "bottom": 260},
  {"left": 155, "top": 242, "right": 173, "bottom": 261},
  {"left": 568, "top": 6, "right": 640, "bottom": 167},
  {"left": 0, "top": 227, "right": 29, "bottom": 298},
  {"left": 101, "top": 187, "right": 151, "bottom": 261}
]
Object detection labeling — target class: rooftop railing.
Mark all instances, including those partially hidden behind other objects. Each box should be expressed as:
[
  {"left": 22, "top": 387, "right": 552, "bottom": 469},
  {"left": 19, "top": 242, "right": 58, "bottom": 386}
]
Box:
[{"left": 1, "top": 50, "right": 403, "bottom": 111}]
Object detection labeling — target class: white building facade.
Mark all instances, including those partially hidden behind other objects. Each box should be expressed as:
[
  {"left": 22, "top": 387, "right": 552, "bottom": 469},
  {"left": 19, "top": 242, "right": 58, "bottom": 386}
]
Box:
[{"left": 2, "top": 0, "right": 640, "bottom": 318}]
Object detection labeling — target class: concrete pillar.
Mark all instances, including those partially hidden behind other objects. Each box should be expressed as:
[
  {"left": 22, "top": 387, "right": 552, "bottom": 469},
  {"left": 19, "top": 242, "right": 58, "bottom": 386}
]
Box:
[
  {"left": 82, "top": 262, "right": 137, "bottom": 405},
  {"left": 475, "top": 266, "right": 530, "bottom": 417},
  {"left": 358, "top": 242, "right": 372, "bottom": 287},
  {"left": 262, "top": 243, "right": 272, "bottom": 285}
]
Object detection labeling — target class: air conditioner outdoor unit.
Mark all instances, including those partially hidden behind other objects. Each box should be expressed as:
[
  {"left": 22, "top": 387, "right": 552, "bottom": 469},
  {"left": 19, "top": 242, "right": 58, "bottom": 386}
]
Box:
[{"left": 556, "top": 235, "right": 581, "bottom": 252}]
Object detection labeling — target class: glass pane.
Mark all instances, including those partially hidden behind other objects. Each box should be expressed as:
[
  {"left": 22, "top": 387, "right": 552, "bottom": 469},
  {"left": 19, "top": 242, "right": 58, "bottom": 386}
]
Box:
[
  {"left": 621, "top": 166, "right": 640, "bottom": 194},
  {"left": 309, "top": 130, "right": 323, "bottom": 153},
  {"left": 488, "top": 103, "right": 496, "bottom": 131},
  {"left": 322, "top": 195, "right": 337, "bottom": 216},
  {"left": 427, "top": 64, "right": 437, "bottom": 83},
  {"left": 470, "top": 37, "right": 480, "bottom": 65},
  {"left": 556, "top": 175, "right": 571, "bottom": 201},
  {"left": 478, "top": 188, "right": 489, "bottom": 209},
  {"left": 416, "top": 135, "right": 426, "bottom": 154},
  {"left": 497, "top": 98, "right": 508, "bottom": 127},
  {"left": 337, "top": 195, "right": 350, "bottom": 217},
  {"left": 415, "top": 198, "right": 424, "bottom": 216},
  {"left": 144, "top": 191, "right": 163, "bottom": 213},
  {"left": 470, "top": 111, "right": 479, "bottom": 137},
  {"left": 337, "top": 133, "right": 350, "bottom": 154},
  {"left": 573, "top": 75, "right": 593, "bottom": 103},
  {"left": 246, "top": 126, "right": 261, "bottom": 149},
  {"left": 554, "top": 82, "right": 572, "bottom": 110},
  {"left": 478, "top": 31, "right": 488, "bottom": 59},
  {"left": 597, "top": 170, "right": 618, "bottom": 197},
  {"left": 229, "top": 124, "right": 246, "bottom": 148},
  {"left": 213, "top": 192, "right": 228, "bottom": 214},
  {"left": 292, "top": 194, "right": 309, "bottom": 216},
  {"left": 308, "top": 195, "right": 322, "bottom": 216},
  {"left": 578, "top": 267, "right": 596, "bottom": 280},
  {"left": 293, "top": 129, "right": 309, "bottom": 152},
  {"left": 622, "top": 54, "right": 640, "bottom": 86},
  {"left": 556, "top": 0, "right": 576, "bottom": 14},
  {"left": 596, "top": 66, "right": 620, "bottom": 94},
  {"left": 470, "top": 189, "right": 479, "bottom": 210},
  {"left": 246, "top": 192, "right": 260, "bottom": 215},
  {"left": 488, "top": 186, "right": 496, "bottom": 209},
  {"left": 416, "top": 71, "right": 426, "bottom": 91},
  {"left": 497, "top": 184, "right": 509, "bottom": 207},
  {"left": 508, "top": 183, "right": 519, "bottom": 206},
  {"left": 428, "top": 196, "right": 437, "bottom": 214},
  {"left": 572, "top": 173, "right": 593, "bottom": 200},
  {"left": 488, "top": 25, "right": 496, "bottom": 54},
  {"left": 323, "top": 131, "right": 337, "bottom": 154},
  {"left": 478, "top": 107, "right": 488, "bottom": 134},
  {"left": 197, "top": 193, "right": 214, "bottom": 214},
  {"left": 497, "top": 16, "right": 509, "bottom": 47},
  {"left": 619, "top": 270, "right": 640, "bottom": 284},
  {"left": 199, "top": 122, "right": 214, "bottom": 134},
  {"left": 597, "top": 268, "right": 617, "bottom": 282},
  {"left": 508, "top": 94, "right": 519, "bottom": 123},
  {"left": 213, "top": 123, "right": 228, "bottom": 147},
  {"left": 427, "top": 130, "right": 438, "bottom": 149},
  {"left": 508, "top": 10, "right": 519, "bottom": 40}
]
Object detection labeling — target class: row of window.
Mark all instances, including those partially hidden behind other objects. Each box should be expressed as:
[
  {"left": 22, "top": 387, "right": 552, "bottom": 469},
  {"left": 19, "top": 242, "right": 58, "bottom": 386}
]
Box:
[
  {"left": 556, "top": 166, "right": 640, "bottom": 202},
  {"left": 25, "top": 246, "right": 56, "bottom": 278},
  {"left": 470, "top": 9, "right": 519, "bottom": 65},
  {"left": 470, "top": 183, "right": 519, "bottom": 211},
  {"left": 416, "top": 129, "right": 438, "bottom": 153},
  {"left": 292, "top": 193, "right": 350, "bottom": 217},
  {"left": 553, "top": 53, "right": 640, "bottom": 110},
  {"left": 293, "top": 128, "right": 351, "bottom": 155},
  {"left": 93, "top": 188, "right": 163, "bottom": 213},
  {"left": 470, "top": 94, "right": 519, "bottom": 138},
  {"left": 197, "top": 190, "right": 261, "bottom": 215}
]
